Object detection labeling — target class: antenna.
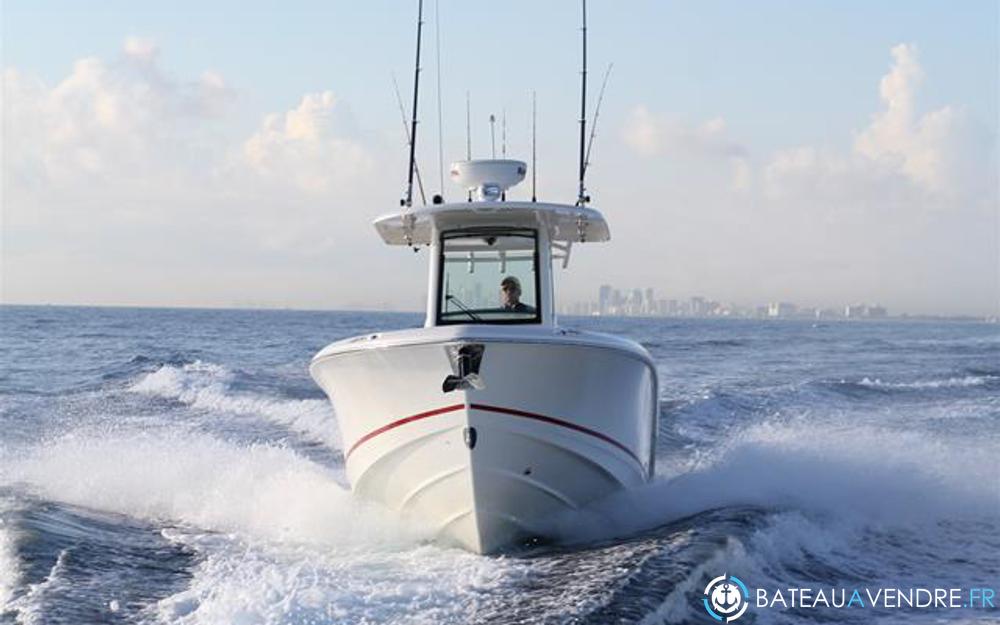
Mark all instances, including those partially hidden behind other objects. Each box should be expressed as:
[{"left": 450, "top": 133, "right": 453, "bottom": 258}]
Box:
[
  {"left": 501, "top": 109, "right": 507, "bottom": 200},
  {"left": 576, "top": 0, "right": 588, "bottom": 206},
  {"left": 531, "top": 91, "right": 537, "bottom": 202},
  {"left": 392, "top": 74, "right": 427, "bottom": 205},
  {"left": 465, "top": 91, "right": 472, "bottom": 160},
  {"left": 404, "top": 0, "right": 425, "bottom": 208},
  {"left": 466, "top": 91, "right": 472, "bottom": 201},
  {"left": 502, "top": 109, "right": 507, "bottom": 158},
  {"left": 434, "top": 0, "right": 445, "bottom": 198},
  {"left": 582, "top": 63, "right": 612, "bottom": 186},
  {"left": 489, "top": 114, "right": 496, "bottom": 158}
]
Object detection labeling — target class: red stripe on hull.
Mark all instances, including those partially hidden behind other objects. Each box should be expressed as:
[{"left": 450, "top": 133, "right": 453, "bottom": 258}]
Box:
[
  {"left": 345, "top": 403, "right": 465, "bottom": 459},
  {"left": 470, "top": 403, "right": 643, "bottom": 469},
  {"left": 344, "top": 402, "right": 644, "bottom": 472}
]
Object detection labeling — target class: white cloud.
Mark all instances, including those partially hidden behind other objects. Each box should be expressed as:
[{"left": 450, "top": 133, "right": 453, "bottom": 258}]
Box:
[
  {"left": 241, "top": 91, "right": 373, "bottom": 192},
  {"left": 4, "top": 37, "right": 372, "bottom": 208},
  {"left": 852, "top": 43, "right": 938, "bottom": 190},
  {"left": 623, "top": 106, "right": 752, "bottom": 191},
  {"left": 606, "top": 43, "right": 997, "bottom": 316},
  {"left": 4, "top": 37, "right": 237, "bottom": 192},
  {"left": 853, "top": 43, "right": 981, "bottom": 195},
  {"left": 762, "top": 43, "right": 992, "bottom": 205},
  {"left": 623, "top": 106, "right": 747, "bottom": 159},
  {"left": 123, "top": 36, "right": 159, "bottom": 62},
  {"left": 625, "top": 43, "right": 993, "bottom": 208},
  {"left": 3, "top": 38, "right": 995, "bottom": 315},
  {"left": 3, "top": 38, "right": 394, "bottom": 308}
]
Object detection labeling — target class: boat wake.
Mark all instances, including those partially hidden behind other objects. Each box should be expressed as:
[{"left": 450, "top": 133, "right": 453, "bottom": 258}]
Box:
[
  {"left": 547, "top": 416, "right": 999, "bottom": 545},
  {"left": 0, "top": 429, "right": 414, "bottom": 549},
  {"left": 544, "top": 417, "right": 1000, "bottom": 624},
  {"left": 0, "top": 428, "right": 541, "bottom": 624},
  {"left": 0, "top": 497, "right": 20, "bottom": 610},
  {"left": 854, "top": 374, "right": 997, "bottom": 390},
  {"left": 129, "top": 361, "right": 341, "bottom": 450}
]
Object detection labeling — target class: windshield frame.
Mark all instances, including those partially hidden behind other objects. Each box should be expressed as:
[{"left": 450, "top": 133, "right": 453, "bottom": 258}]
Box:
[{"left": 436, "top": 227, "right": 542, "bottom": 326}]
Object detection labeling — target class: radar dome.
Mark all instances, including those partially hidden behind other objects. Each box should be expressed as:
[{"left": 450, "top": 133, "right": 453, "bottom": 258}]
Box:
[{"left": 449, "top": 159, "right": 527, "bottom": 201}]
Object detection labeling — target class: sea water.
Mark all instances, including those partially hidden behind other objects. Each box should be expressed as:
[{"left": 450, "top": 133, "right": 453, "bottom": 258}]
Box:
[{"left": 0, "top": 306, "right": 997, "bottom": 624}]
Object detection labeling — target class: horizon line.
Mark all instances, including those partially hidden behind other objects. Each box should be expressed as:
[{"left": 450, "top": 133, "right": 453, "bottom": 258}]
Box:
[{"left": 0, "top": 301, "right": 994, "bottom": 322}]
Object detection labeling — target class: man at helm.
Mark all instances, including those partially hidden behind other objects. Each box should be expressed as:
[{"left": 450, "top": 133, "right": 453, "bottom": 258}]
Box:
[{"left": 500, "top": 276, "right": 533, "bottom": 313}]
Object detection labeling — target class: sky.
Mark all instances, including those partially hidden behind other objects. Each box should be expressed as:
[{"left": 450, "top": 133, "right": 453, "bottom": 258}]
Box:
[{"left": 2, "top": 0, "right": 998, "bottom": 316}]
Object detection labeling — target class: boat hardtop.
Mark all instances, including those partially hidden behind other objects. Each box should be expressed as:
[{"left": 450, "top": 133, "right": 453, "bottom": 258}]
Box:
[{"left": 374, "top": 200, "right": 610, "bottom": 246}]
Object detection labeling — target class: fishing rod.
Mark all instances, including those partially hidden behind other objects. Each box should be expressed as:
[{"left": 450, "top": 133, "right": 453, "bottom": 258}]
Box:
[
  {"left": 576, "top": 0, "right": 588, "bottom": 205},
  {"left": 404, "top": 0, "right": 425, "bottom": 208},
  {"left": 392, "top": 73, "right": 427, "bottom": 206},
  {"left": 582, "top": 63, "right": 613, "bottom": 184}
]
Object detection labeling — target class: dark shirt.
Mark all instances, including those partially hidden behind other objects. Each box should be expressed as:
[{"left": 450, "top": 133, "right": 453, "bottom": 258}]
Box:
[{"left": 503, "top": 302, "right": 534, "bottom": 313}]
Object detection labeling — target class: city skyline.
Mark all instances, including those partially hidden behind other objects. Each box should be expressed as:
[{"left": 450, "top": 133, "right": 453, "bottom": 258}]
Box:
[
  {"left": 562, "top": 284, "right": 896, "bottom": 320},
  {"left": 2, "top": 2, "right": 997, "bottom": 317}
]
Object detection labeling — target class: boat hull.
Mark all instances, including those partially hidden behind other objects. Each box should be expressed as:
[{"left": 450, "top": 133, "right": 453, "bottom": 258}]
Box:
[{"left": 311, "top": 334, "right": 657, "bottom": 553}]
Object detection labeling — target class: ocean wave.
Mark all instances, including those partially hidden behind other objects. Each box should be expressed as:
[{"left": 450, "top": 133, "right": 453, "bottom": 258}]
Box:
[
  {"left": 636, "top": 535, "right": 753, "bottom": 625},
  {"left": 3, "top": 546, "right": 72, "bottom": 625},
  {"left": 0, "top": 429, "right": 526, "bottom": 624},
  {"left": 155, "top": 535, "right": 523, "bottom": 625},
  {"left": 0, "top": 499, "right": 19, "bottom": 613},
  {"left": 11, "top": 550, "right": 72, "bottom": 625},
  {"left": 642, "top": 507, "right": 1000, "bottom": 625},
  {"left": 1, "top": 430, "right": 427, "bottom": 551},
  {"left": 130, "top": 361, "right": 341, "bottom": 450},
  {"left": 667, "top": 388, "right": 766, "bottom": 422},
  {"left": 545, "top": 417, "right": 1000, "bottom": 623},
  {"left": 855, "top": 375, "right": 997, "bottom": 390},
  {"left": 545, "top": 418, "right": 1000, "bottom": 546},
  {"left": 696, "top": 338, "right": 747, "bottom": 348}
]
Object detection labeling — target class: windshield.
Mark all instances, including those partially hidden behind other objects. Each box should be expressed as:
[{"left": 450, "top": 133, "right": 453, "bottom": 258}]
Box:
[{"left": 438, "top": 229, "right": 540, "bottom": 324}]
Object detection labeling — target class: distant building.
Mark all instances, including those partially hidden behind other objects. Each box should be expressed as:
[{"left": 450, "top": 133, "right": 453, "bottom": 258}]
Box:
[
  {"left": 612, "top": 289, "right": 624, "bottom": 314},
  {"left": 768, "top": 302, "right": 797, "bottom": 318},
  {"left": 598, "top": 284, "right": 612, "bottom": 316},
  {"left": 580, "top": 285, "right": 888, "bottom": 320},
  {"left": 842, "top": 304, "right": 886, "bottom": 319},
  {"left": 866, "top": 305, "right": 887, "bottom": 318},
  {"left": 690, "top": 296, "right": 706, "bottom": 317},
  {"left": 626, "top": 288, "right": 643, "bottom": 316},
  {"left": 845, "top": 304, "right": 867, "bottom": 318}
]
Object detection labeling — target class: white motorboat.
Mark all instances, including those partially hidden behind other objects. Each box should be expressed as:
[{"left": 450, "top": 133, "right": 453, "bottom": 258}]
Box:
[
  {"left": 310, "top": 2, "right": 658, "bottom": 554},
  {"left": 311, "top": 162, "right": 658, "bottom": 553}
]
